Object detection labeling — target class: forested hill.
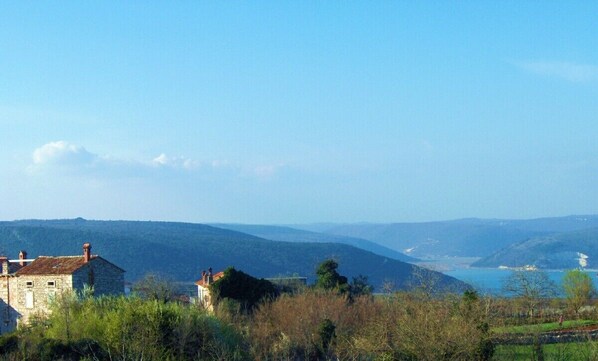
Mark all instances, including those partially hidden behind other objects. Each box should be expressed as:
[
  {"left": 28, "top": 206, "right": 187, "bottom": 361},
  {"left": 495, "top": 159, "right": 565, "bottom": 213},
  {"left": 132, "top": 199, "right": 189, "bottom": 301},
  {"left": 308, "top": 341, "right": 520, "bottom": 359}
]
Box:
[
  {"left": 304, "top": 220, "right": 539, "bottom": 258},
  {"left": 209, "top": 223, "right": 418, "bottom": 262},
  {"left": 298, "top": 215, "right": 598, "bottom": 258},
  {"left": 472, "top": 227, "right": 598, "bottom": 269},
  {"left": 0, "top": 219, "right": 467, "bottom": 292}
]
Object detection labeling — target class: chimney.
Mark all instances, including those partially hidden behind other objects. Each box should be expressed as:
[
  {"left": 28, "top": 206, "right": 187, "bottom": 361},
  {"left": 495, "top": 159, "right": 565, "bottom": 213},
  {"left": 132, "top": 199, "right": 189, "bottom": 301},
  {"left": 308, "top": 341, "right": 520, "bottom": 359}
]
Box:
[
  {"left": 0, "top": 257, "right": 8, "bottom": 275},
  {"left": 201, "top": 270, "right": 206, "bottom": 283},
  {"left": 19, "top": 250, "right": 27, "bottom": 267},
  {"left": 83, "top": 243, "right": 91, "bottom": 263},
  {"left": 207, "top": 267, "right": 213, "bottom": 285}
]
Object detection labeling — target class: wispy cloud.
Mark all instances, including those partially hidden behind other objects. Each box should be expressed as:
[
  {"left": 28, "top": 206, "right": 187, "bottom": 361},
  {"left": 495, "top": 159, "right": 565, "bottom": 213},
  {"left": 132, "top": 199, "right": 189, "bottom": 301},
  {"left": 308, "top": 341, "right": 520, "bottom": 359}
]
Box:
[
  {"left": 516, "top": 61, "right": 598, "bottom": 82},
  {"left": 152, "top": 153, "right": 199, "bottom": 170},
  {"left": 29, "top": 141, "right": 204, "bottom": 175},
  {"left": 28, "top": 141, "right": 285, "bottom": 180}
]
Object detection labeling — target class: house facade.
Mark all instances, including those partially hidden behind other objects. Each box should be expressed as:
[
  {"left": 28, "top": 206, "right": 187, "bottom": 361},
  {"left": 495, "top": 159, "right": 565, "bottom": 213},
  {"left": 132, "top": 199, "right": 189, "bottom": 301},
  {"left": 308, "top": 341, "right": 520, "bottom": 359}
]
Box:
[
  {"left": 195, "top": 268, "right": 224, "bottom": 311},
  {"left": 0, "top": 243, "right": 124, "bottom": 333}
]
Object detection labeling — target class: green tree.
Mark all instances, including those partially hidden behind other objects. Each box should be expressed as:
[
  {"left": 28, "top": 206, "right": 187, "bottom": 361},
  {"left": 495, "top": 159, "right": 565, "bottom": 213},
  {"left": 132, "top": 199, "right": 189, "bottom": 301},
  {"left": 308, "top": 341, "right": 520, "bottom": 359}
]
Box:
[
  {"left": 315, "top": 259, "right": 349, "bottom": 294},
  {"left": 562, "top": 269, "right": 596, "bottom": 316},
  {"left": 48, "top": 289, "right": 80, "bottom": 341},
  {"left": 210, "top": 267, "right": 278, "bottom": 311}
]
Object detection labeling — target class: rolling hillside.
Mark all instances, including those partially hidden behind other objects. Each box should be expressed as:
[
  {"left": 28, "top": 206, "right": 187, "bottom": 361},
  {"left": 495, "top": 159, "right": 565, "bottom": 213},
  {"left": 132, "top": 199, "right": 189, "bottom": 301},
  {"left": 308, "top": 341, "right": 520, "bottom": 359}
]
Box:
[
  {"left": 0, "top": 219, "right": 466, "bottom": 292},
  {"left": 472, "top": 227, "right": 598, "bottom": 269},
  {"left": 302, "top": 220, "right": 538, "bottom": 258},
  {"left": 298, "top": 216, "right": 598, "bottom": 259},
  {"left": 210, "top": 223, "right": 418, "bottom": 262}
]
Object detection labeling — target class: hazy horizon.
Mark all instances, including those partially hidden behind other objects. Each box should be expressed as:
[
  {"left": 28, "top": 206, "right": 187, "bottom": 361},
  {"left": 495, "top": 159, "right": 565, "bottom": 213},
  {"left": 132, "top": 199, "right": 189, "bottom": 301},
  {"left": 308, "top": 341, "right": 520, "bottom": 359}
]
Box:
[
  {"left": 3, "top": 2, "right": 598, "bottom": 224},
  {"left": 3, "top": 213, "right": 598, "bottom": 226}
]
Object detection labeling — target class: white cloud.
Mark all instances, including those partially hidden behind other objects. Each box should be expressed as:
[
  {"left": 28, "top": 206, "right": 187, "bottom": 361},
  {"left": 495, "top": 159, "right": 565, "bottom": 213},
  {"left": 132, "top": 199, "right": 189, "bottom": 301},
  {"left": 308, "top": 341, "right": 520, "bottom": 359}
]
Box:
[
  {"left": 30, "top": 141, "right": 204, "bottom": 175},
  {"left": 152, "top": 153, "right": 169, "bottom": 166},
  {"left": 32, "top": 141, "right": 97, "bottom": 166},
  {"left": 152, "top": 153, "right": 199, "bottom": 170},
  {"left": 517, "top": 61, "right": 598, "bottom": 82},
  {"left": 28, "top": 141, "right": 279, "bottom": 180}
]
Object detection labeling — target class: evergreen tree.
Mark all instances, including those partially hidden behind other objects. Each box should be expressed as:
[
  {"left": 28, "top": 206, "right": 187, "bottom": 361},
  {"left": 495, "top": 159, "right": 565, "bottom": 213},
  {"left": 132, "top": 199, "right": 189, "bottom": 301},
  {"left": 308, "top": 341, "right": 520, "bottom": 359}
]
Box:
[{"left": 315, "top": 259, "right": 349, "bottom": 294}]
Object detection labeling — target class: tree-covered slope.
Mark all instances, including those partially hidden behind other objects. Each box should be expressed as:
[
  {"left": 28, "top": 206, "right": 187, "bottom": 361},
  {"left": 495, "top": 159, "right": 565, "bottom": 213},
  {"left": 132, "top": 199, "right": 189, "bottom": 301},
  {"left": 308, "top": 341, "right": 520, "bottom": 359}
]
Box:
[
  {"left": 307, "top": 220, "right": 539, "bottom": 258},
  {"left": 210, "top": 223, "right": 418, "bottom": 262},
  {"left": 297, "top": 216, "right": 598, "bottom": 259},
  {"left": 0, "top": 219, "right": 467, "bottom": 292},
  {"left": 472, "top": 227, "right": 598, "bottom": 269}
]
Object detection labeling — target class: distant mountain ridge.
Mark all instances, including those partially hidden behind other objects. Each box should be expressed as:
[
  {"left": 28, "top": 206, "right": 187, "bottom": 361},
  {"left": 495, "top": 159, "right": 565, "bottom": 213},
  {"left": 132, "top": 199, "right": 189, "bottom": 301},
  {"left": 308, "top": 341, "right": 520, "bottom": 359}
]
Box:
[
  {"left": 210, "top": 223, "right": 418, "bottom": 263},
  {"left": 0, "top": 219, "right": 467, "bottom": 292},
  {"left": 473, "top": 227, "right": 598, "bottom": 269},
  {"left": 295, "top": 215, "right": 598, "bottom": 259}
]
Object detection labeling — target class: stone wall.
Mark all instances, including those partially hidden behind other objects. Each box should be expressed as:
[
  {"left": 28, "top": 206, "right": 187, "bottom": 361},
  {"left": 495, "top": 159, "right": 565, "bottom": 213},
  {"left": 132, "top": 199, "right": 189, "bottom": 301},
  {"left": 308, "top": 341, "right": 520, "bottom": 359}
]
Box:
[
  {"left": 0, "top": 276, "right": 18, "bottom": 334},
  {"left": 72, "top": 257, "right": 124, "bottom": 296},
  {"left": 13, "top": 274, "right": 73, "bottom": 325}
]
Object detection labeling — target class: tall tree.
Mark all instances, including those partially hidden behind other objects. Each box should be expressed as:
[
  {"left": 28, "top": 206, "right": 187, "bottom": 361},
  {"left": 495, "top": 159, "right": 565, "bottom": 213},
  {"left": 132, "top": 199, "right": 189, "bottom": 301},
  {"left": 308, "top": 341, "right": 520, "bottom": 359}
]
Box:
[
  {"left": 502, "top": 270, "right": 557, "bottom": 318},
  {"left": 562, "top": 269, "right": 596, "bottom": 317}
]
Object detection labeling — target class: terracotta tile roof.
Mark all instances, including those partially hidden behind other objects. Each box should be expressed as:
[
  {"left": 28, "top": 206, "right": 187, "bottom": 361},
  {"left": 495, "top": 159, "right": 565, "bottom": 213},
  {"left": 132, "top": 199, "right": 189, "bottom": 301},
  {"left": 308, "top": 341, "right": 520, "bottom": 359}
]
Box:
[
  {"left": 16, "top": 255, "right": 98, "bottom": 275},
  {"left": 195, "top": 271, "right": 224, "bottom": 286}
]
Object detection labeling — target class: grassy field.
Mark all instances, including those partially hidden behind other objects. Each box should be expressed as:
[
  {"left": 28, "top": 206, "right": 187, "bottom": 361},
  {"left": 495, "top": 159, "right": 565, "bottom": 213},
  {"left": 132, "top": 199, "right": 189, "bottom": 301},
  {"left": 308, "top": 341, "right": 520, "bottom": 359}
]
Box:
[
  {"left": 494, "top": 342, "right": 598, "bottom": 360},
  {"left": 494, "top": 320, "right": 598, "bottom": 334}
]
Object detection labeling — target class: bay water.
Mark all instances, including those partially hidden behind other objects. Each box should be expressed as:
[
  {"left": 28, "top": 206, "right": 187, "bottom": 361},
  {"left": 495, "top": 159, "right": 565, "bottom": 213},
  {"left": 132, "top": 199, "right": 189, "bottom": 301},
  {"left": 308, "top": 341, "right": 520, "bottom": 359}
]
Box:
[{"left": 444, "top": 267, "right": 598, "bottom": 296}]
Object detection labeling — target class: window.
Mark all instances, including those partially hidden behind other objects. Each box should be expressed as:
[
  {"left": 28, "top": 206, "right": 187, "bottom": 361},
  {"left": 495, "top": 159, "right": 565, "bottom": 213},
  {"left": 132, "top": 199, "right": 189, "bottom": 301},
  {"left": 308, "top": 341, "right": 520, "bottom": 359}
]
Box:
[
  {"left": 47, "top": 281, "right": 55, "bottom": 287},
  {"left": 25, "top": 281, "right": 33, "bottom": 288},
  {"left": 25, "top": 291, "right": 33, "bottom": 309}
]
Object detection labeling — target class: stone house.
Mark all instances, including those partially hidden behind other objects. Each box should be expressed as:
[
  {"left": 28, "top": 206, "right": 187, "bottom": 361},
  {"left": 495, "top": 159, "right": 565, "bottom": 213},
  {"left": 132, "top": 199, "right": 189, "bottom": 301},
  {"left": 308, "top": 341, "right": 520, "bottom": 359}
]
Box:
[
  {"left": 195, "top": 268, "right": 224, "bottom": 311},
  {"left": 0, "top": 243, "right": 124, "bottom": 333}
]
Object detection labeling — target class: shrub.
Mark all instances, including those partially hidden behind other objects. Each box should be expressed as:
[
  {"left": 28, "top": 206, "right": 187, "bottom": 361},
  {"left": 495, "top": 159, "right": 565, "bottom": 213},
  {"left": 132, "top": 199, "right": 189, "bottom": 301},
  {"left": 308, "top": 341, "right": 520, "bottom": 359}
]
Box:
[
  {"left": 210, "top": 267, "right": 278, "bottom": 312},
  {"left": 248, "top": 289, "right": 373, "bottom": 360},
  {"left": 15, "top": 294, "right": 248, "bottom": 361},
  {"left": 0, "top": 334, "right": 18, "bottom": 354}
]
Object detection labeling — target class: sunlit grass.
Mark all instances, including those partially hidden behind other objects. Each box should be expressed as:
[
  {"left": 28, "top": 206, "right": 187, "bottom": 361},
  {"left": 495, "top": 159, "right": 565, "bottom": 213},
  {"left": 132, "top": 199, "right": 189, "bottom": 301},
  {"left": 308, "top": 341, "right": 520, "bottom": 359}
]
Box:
[
  {"left": 493, "top": 320, "right": 598, "bottom": 334},
  {"left": 494, "top": 341, "right": 598, "bottom": 360}
]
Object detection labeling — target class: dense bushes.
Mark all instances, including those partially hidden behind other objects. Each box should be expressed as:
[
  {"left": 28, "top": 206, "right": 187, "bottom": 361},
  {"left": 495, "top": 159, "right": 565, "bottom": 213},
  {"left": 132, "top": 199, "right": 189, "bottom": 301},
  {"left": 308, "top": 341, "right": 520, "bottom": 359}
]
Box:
[
  {"left": 2, "top": 267, "right": 595, "bottom": 360},
  {"left": 0, "top": 288, "right": 497, "bottom": 361},
  {"left": 249, "top": 290, "right": 366, "bottom": 360},
  {"left": 0, "top": 262, "right": 498, "bottom": 361},
  {"left": 4, "top": 262, "right": 598, "bottom": 360},
  {"left": 2, "top": 292, "right": 247, "bottom": 361},
  {"left": 247, "top": 290, "right": 494, "bottom": 360}
]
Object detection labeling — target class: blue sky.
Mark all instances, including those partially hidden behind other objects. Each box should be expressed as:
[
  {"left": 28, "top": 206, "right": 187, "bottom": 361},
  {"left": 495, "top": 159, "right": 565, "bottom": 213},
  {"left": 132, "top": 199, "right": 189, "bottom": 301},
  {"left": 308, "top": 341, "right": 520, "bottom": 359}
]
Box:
[{"left": 2, "top": 2, "right": 598, "bottom": 223}]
